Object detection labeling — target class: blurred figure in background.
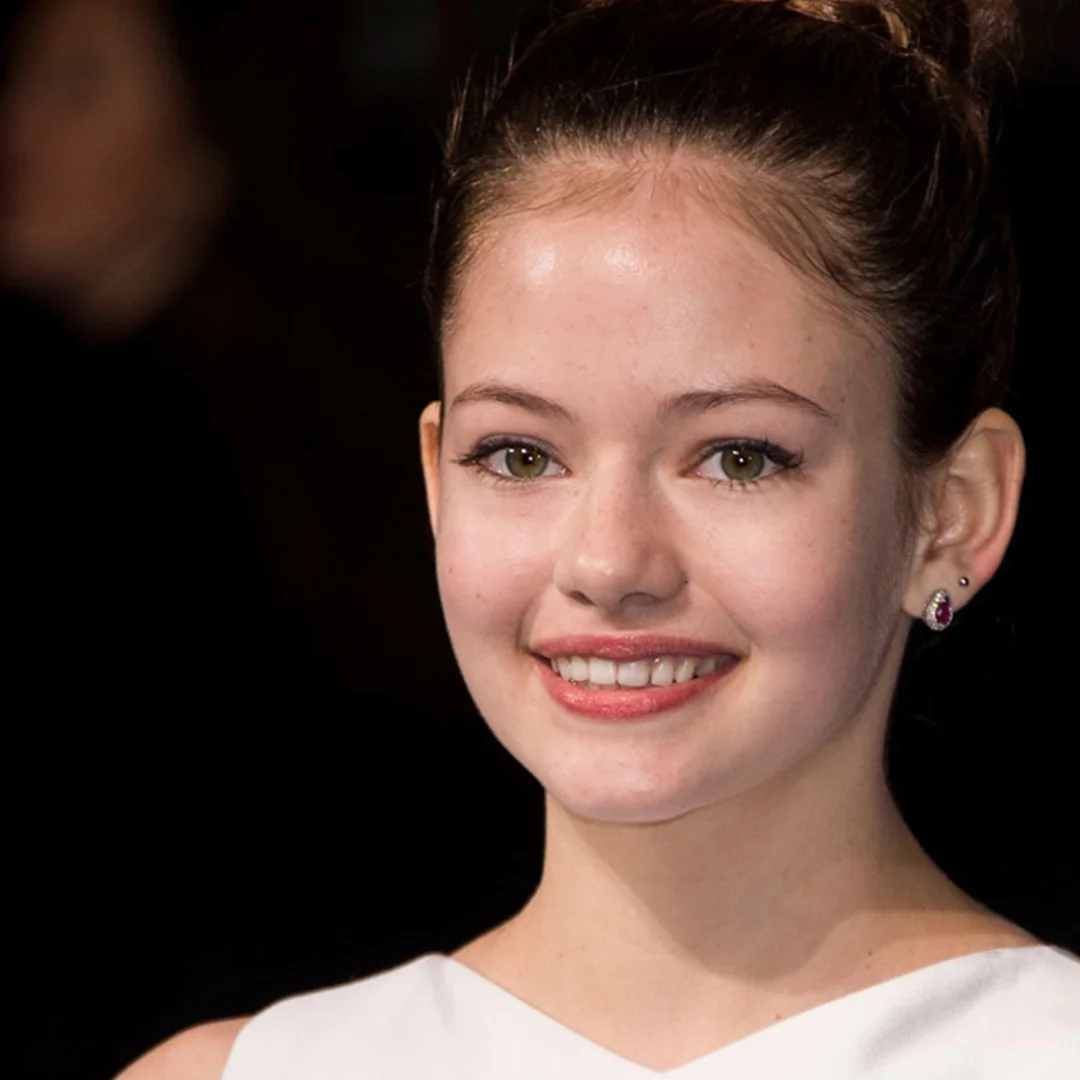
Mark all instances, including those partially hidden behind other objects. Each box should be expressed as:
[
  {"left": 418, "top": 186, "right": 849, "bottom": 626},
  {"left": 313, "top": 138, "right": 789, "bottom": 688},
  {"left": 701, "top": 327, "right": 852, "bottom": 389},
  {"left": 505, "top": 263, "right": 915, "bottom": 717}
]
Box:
[
  {"left": 5, "top": 9, "right": 477, "bottom": 1072},
  {"left": 2, "top": 0, "right": 456, "bottom": 720},
  {"left": 1, "top": 0, "right": 229, "bottom": 336}
]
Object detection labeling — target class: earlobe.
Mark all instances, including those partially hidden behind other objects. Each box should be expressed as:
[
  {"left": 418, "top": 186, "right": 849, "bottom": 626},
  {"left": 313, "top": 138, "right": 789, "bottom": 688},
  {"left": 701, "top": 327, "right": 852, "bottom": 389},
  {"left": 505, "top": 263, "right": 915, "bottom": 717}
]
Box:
[
  {"left": 419, "top": 400, "right": 443, "bottom": 535},
  {"left": 903, "top": 407, "right": 1025, "bottom": 620}
]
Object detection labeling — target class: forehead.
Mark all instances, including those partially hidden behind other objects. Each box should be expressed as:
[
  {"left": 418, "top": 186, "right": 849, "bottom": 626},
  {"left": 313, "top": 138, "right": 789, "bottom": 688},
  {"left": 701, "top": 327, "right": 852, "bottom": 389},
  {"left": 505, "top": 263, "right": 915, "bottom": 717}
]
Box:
[{"left": 444, "top": 163, "right": 889, "bottom": 410}]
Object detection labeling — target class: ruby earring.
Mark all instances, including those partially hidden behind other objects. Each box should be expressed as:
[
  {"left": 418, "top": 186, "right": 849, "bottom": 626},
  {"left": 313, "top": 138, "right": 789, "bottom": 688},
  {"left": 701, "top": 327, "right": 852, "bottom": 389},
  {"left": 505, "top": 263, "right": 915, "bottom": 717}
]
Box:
[{"left": 922, "top": 589, "right": 953, "bottom": 631}]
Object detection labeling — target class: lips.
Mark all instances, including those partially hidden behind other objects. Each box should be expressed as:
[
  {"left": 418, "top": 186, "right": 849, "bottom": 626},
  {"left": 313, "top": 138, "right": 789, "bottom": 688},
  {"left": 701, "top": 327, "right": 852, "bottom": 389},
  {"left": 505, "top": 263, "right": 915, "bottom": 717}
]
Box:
[
  {"left": 533, "top": 634, "right": 729, "bottom": 661},
  {"left": 532, "top": 635, "right": 741, "bottom": 720}
]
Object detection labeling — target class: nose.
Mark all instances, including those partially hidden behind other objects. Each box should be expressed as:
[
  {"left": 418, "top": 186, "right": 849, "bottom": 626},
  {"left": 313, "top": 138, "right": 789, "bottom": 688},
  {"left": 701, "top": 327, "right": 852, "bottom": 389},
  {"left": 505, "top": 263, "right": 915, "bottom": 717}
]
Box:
[{"left": 553, "top": 464, "right": 686, "bottom": 613}]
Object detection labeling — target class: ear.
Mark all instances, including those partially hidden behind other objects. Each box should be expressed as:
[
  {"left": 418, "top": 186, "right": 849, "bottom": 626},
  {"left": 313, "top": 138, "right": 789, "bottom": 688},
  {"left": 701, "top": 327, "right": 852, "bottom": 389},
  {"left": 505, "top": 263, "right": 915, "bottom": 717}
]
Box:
[
  {"left": 903, "top": 407, "right": 1026, "bottom": 620},
  {"left": 419, "top": 400, "right": 443, "bottom": 535}
]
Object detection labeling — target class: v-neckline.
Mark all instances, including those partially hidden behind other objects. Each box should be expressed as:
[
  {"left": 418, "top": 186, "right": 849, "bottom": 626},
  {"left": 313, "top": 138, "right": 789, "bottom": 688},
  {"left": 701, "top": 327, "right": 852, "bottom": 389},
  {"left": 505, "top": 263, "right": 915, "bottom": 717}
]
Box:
[{"left": 434, "top": 944, "right": 1053, "bottom": 1077}]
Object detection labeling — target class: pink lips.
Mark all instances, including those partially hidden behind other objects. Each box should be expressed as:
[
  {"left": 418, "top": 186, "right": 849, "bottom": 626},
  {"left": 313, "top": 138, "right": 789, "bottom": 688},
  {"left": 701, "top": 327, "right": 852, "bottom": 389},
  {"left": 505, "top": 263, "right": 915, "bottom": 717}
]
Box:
[{"left": 532, "top": 634, "right": 740, "bottom": 720}]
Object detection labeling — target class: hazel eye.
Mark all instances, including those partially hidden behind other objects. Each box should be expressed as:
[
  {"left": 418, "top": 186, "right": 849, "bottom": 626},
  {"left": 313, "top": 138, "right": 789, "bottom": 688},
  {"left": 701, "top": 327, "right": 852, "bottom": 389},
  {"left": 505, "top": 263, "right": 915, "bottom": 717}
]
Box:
[
  {"left": 502, "top": 445, "right": 550, "bottom": 479},
  {"left": 716, "top": 445, "right": 766, "bottom": 483},
  {"left": 694, "top": 440, "right": 799, "bottom": 487},
  {"left": 455, "top": 437, "right": 567, "bottom": 483},
  {"left": 476, "top": 442, "right": 563, "bottom": 481}
]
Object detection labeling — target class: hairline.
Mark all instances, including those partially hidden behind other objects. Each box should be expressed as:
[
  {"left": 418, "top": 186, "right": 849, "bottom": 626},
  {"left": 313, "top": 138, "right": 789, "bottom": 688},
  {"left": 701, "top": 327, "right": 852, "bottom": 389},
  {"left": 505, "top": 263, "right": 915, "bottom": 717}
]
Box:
[
  {"left": 440, "top": 142, "right": 894, "bottom": 356},
  {"left": 437, "top": 144, "right": 931, "bottom": 536}
]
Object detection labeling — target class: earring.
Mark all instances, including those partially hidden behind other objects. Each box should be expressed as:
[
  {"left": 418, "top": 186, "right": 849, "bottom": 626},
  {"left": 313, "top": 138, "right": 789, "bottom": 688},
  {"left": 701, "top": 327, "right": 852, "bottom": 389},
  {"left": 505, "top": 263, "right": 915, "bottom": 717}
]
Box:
[
  {"left": 922, "top": 589, "right": 953, "bottom": 631},
  {"left": 958, "top": 576, "right": 970, "bottom": 587}
]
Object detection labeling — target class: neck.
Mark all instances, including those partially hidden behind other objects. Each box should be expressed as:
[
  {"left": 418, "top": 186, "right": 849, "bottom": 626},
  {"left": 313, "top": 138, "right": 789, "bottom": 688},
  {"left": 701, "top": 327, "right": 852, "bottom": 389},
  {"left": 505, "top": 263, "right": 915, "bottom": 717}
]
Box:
[
  {"left": 524, "top": 710, "right": 941, "bottom": 979},
  {"left": 456, "top": 657, "right": 1021, "bottom": 1069}
]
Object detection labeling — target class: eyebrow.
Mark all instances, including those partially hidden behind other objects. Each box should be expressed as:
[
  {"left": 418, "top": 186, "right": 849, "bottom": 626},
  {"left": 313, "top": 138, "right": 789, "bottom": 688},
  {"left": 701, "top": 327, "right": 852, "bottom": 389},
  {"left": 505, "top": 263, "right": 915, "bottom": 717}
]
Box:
[
  {"left": 659, "top": 382, "right": 835, "bottom": 422},
  {"left": 450, "top": 381, "right": 577, "bottom": 422},
  {"left": 449, "top": 378, "right": 833, "bottom": 424}
]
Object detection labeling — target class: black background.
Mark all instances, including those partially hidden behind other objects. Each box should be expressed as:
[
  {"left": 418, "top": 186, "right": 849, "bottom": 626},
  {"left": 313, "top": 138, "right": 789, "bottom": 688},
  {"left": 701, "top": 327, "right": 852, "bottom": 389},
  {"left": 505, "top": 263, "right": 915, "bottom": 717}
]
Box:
[{"left": 4, "top": 3, "right": 1078, "bottom": 1078}]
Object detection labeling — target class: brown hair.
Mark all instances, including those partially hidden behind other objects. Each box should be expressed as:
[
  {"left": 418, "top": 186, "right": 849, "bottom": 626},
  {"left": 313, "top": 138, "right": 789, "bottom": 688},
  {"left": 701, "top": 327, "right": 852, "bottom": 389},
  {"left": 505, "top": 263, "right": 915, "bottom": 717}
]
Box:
[{"left": 425, "top": 0, "right": 1018, "bottom": 473}]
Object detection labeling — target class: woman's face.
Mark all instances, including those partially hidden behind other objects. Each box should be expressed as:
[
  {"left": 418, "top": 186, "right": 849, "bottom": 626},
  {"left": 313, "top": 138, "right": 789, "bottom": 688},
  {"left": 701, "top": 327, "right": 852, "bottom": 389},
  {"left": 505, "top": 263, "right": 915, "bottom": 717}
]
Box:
[
  {"left": 0, "top": 0, "right": 210, "bottom": 289},
  {"left": 424, "top": 168, "right": 919, "bottom": 824}
]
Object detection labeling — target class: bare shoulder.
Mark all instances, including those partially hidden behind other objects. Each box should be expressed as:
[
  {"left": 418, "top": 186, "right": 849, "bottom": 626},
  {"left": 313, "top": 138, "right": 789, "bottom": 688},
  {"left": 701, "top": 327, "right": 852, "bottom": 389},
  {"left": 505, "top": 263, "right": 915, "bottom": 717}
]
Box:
[{"left": 114, "top": 1018, "right": 249, "bottom": 1080}]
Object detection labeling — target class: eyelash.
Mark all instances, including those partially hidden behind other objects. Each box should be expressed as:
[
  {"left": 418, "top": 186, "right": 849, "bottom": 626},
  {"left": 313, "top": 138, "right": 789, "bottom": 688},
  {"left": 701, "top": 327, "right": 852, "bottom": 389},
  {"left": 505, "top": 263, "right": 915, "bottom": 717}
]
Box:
[
  {"left": 692, "top": 438, "right": 804, "bottom": 490},
  {"left": 454, "top": 436, "right": 566, "bottom": 485},
  {"left": 455, "top": 436, "right": 803, "bottom": 490}
]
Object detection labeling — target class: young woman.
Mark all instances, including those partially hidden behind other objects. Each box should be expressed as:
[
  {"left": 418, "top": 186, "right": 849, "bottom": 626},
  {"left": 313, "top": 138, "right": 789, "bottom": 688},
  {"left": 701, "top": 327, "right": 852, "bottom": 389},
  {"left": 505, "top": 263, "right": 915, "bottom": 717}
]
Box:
[{"left": 119, "top": 1, "right": 1079, "bottom": 1077}]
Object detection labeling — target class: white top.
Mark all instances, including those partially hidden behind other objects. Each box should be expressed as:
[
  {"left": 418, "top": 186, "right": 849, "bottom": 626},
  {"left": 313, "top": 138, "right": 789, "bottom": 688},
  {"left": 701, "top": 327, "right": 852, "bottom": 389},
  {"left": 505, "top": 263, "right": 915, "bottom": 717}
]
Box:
[{"left": 221, "top": 945, "right": 1080, "bottom": 1078}]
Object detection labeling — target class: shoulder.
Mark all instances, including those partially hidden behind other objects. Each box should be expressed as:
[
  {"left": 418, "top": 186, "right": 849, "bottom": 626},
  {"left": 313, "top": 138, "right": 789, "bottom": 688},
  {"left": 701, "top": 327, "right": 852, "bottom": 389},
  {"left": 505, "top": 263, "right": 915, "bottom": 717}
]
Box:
[
  {"left": 739, "top": 945, "right": 1080, "bottom": 1079},
  {"left": 113, "top": 1018, "right": 249, "bottom": 1080},
  {"left": 884, "top": 945, "right": 1080, "bottom": 1075},
  {"left": 992, "top": 944, "right": 1080, "bottom": 1032},
  {"left": 211, "top": 955, "right": 458, "bottom": 1080},
  {"left": 109, "top": 958, "right": 444, "bottom": 1080},
  {"left": 908, "top": 943, "right": 1080, "bottom": 1030},
  {"left": 957, "top": 945, "right": 1080, "bottom": 1073}
]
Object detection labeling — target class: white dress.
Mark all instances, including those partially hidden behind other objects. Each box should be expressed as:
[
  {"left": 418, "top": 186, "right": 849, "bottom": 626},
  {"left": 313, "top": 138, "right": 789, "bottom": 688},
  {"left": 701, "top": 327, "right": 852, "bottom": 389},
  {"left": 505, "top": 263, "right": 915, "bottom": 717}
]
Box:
[{"left": 221, "top": 945, "right": 1080, "bottom": 1078}]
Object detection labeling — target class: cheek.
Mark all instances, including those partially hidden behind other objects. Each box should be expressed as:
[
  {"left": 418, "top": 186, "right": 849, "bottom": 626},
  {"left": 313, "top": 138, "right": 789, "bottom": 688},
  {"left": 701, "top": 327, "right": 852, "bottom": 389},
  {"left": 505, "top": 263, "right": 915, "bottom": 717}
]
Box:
[
  {"left": 689, "top": 470, "right": 906, "bottom": 665},
  {"left": 435, "top": 484, "right": 554, "bottom": 651}
]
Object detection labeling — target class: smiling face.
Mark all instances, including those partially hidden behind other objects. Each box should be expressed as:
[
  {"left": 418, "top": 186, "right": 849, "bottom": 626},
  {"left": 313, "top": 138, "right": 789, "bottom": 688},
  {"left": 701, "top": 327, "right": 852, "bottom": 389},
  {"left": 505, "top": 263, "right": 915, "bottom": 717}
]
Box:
[{"left": 423, "top": 162, "right": 920, "bottom": 824}]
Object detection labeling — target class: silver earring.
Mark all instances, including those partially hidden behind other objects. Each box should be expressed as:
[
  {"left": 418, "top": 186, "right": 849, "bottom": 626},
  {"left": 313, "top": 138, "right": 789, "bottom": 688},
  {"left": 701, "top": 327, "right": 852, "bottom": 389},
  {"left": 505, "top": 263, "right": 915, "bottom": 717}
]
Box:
[
  {"left": 958, "top": 576, "right": 970, "bottom": 587},
  {"left": 922, "top": 589, "right": 954, "bottom": 631}
]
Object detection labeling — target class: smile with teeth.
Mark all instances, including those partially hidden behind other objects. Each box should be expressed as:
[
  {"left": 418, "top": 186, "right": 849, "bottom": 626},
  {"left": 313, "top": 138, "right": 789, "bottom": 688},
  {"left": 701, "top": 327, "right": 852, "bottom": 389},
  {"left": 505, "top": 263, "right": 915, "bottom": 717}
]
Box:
[{"left": 548, "top": 654, "right": 726, "bottom": 690}]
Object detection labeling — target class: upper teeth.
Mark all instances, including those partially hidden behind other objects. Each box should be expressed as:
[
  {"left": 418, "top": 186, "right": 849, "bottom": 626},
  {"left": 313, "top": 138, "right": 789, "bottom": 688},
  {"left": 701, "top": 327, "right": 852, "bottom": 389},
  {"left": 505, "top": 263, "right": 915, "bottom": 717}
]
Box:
[{"left": 550, "top": 655, "right": 721, "bottom": 688}]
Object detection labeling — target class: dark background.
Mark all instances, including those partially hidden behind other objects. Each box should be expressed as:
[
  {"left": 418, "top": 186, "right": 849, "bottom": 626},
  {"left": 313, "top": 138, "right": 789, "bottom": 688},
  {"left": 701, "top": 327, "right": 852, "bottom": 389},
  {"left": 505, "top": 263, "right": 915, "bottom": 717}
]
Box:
[{"left": 4, "top": 2, "right": 1077, "bottom": 1078}]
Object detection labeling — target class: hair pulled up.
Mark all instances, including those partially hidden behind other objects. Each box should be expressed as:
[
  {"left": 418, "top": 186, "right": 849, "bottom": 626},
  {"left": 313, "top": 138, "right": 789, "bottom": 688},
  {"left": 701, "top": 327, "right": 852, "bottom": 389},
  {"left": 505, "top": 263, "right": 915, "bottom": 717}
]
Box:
[{"left": 426, "top": 0, "right": 1019, "bottom": 473}]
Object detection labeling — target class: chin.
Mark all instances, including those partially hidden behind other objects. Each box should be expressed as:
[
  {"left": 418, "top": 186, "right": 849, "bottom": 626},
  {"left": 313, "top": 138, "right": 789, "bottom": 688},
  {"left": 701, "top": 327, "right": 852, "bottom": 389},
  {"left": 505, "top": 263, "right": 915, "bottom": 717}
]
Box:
[
  {"left": 551, "top": 784, "right": 717, "bottom": 826},
  {"left": 537, "top": 748, "right": 729, "bottom": 825},
  {"left": 527, "top": 714, "right": 839, "bottom": 827}
]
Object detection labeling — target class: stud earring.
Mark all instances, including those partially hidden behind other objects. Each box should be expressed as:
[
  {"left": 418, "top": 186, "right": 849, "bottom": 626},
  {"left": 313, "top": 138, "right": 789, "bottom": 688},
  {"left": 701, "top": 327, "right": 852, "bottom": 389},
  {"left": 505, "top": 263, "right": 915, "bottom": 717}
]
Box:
[
  {"left": 922, "top": 589, "right": 953, "bottom": 631},
  {"left": 958, "top": 576, "right": 970, "bottom": 587}
]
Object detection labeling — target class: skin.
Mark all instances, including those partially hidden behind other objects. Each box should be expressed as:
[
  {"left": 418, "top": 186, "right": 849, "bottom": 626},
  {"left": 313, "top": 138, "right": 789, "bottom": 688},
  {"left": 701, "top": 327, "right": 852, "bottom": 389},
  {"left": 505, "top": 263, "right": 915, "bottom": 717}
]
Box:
[
  {"left": 115, "top": 156, "right": 1028, "bottom": 1078},
  {"left": 419, "top": 161, "right": 1030, "bottom": 1069},
  {"left": 0, "top": 0, "right": 228, "bottom": 335}
]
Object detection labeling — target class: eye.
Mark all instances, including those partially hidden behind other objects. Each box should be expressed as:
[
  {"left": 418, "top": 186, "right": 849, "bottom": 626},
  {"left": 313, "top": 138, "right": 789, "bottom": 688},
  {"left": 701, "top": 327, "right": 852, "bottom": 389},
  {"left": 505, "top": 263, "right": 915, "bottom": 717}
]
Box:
[
  {"left": 694, "top": 440, "right": 800, "bottom": 487},
  {"left": 456, "top": 438, "right": 566, "bottom": 482},
  {"left": 498, "top": 444, "right": 554, "bottom": 480}
]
